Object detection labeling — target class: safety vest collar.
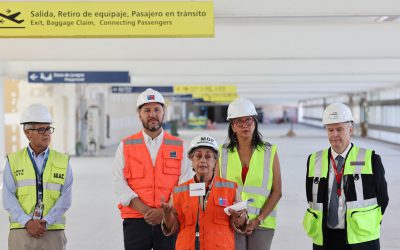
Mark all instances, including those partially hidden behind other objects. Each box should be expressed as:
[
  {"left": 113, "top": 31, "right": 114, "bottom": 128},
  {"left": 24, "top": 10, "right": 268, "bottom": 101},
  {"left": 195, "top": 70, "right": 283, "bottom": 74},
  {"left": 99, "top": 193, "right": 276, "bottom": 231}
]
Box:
[{"left": 220, "top": 143, "right": 276, "bottom": 191}]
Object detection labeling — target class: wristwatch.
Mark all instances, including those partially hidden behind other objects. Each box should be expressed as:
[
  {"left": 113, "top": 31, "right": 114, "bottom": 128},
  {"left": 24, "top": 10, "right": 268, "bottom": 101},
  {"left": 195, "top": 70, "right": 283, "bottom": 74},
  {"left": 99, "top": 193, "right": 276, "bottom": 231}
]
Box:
[{"left": 256, "top": 216, "right": 264, "bottom": 224}]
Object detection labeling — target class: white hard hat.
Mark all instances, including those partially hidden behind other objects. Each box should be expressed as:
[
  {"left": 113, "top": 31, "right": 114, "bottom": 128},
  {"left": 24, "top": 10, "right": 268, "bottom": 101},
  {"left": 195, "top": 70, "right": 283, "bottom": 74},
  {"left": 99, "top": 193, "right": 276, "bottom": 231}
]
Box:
[
  {"left": 136, "top": 88, "right": 165, "bottom": 108},
  {"left": 187, "top": 134, "right": 219, "bottom": 158},
  {"left": 227, "top": 97, "right": 257, "bottom": 120},
  {"left": 322, "top": 103, "right": 353, "bottom": 125},
  {"left": 20, "top": 103, "right": 53, "bottom": 124}
]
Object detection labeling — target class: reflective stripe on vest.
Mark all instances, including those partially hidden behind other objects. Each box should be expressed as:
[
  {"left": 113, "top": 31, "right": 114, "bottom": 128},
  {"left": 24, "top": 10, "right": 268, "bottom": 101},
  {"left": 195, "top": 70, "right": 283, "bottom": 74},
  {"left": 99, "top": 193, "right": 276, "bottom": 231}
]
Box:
[
  {"left": 7, "top": 148, "right": 69, "bottom": 230},
  {"left": 15, "top": 179, "right": 63, "bottom": 191},
  {"left": 219, "top": 143, "right": 278, "bottom": 229},
  {"left": 303, "top": 149, "right": 328, "bottom": 246},
  {"left": 308, "top": 149, "right": 328, "bottom": 211},
  {"left": 124, "top": 138, "right": 143, "bottom": 145},
  {"left": 174, "top": 185, "right": 189, "bottom": 194},
  {"left": 214, "top": 181, "right": 235, "bottom": 189},
  {"left": 164, "top": 139, "right": 183, "bottom": 146}
]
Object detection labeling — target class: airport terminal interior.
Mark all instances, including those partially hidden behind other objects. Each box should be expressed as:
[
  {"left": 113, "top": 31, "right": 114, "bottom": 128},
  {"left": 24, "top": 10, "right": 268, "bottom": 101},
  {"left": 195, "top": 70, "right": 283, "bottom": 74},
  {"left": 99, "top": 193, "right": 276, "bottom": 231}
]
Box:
[{"left": 0, "top": 1, "right": 399, "bottom": 249}]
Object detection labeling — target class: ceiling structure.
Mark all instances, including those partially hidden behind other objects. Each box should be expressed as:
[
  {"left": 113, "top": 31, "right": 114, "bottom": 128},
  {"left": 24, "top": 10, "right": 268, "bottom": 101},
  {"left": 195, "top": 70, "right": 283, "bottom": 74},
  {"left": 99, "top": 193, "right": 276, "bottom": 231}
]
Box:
[{"left": 1, "top": 0, "right": 400, "bottom": 105}]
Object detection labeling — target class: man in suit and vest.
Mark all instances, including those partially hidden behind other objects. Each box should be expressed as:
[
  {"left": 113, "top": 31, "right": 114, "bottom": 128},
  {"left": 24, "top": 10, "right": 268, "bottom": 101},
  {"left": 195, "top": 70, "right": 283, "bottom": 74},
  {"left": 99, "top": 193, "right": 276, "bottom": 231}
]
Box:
[
  {"left": 303, "top": 102, "right": 389, "bottom": 250},
  {"left": 113, "top": 88, "right": 193, "bottom": 250},
  {"left": 2, "top": 103, "right": 73, "bottom": 250}
]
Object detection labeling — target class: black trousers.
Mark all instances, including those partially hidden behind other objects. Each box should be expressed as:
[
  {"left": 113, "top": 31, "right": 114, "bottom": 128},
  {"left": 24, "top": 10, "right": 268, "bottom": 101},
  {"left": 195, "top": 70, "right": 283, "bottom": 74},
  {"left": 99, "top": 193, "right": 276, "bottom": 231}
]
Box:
[
  {"left": 313, "top": 228, "right": 380, "bottom": 250},
  {"left": 123, "top": 218, "right": 176, "bottom": 250}
]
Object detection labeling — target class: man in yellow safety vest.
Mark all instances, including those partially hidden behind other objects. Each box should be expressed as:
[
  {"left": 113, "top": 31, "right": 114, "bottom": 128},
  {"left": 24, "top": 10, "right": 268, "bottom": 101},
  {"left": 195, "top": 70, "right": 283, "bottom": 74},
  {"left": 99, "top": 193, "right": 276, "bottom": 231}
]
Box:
[
  {"left": 2, "top": 103, "right": 73, "bottom": 250},
  {"left": 303, "top": 102, "right": 388, "bottom": 250}
]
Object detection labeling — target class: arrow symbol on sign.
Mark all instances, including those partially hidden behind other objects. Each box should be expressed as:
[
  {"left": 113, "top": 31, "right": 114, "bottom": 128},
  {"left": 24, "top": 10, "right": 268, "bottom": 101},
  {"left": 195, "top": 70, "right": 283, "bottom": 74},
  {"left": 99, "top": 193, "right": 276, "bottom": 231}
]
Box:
[{"left": 29, "top": 73, "right": 38, "bottom": 81}]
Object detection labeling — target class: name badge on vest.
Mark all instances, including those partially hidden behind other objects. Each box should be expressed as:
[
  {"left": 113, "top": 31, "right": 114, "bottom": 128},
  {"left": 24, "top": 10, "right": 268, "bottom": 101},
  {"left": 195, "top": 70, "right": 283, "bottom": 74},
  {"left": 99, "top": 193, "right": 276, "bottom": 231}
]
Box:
[
  {"left": 189, "top": 182, "right": 206, "bottom": 197},
  {"left": 170, "top": 151, "right": 177, "bottom": 158},
  {"left": 33, "top": 201, "right": 44, "bottom": 220}
]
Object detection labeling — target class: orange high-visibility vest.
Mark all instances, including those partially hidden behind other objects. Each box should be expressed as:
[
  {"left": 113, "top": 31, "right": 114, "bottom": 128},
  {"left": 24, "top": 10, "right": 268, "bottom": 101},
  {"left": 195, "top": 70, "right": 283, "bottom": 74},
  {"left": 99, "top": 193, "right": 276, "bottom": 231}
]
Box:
[
  {"left": 173, "top": 176, "right": 236, "bottom": 250},
  {"left": 118, "top": 131, "right": 183, "bottom": 218}
]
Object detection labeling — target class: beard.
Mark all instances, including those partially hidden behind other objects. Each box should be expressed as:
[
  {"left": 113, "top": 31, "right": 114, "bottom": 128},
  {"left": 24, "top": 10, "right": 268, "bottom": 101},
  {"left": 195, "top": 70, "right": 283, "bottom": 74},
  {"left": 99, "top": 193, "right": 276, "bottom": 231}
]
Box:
[{"left": 142, "top": 118, "right": 163, "bottom": 132}]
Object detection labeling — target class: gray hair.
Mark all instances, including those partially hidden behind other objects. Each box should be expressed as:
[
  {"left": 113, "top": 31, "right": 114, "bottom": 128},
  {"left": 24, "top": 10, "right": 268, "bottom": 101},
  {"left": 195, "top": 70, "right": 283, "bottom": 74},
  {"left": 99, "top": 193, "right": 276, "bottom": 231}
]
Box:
[
  {"left": 189, "top": 148, "right": 218, "bottom": 160},
  {"left": 23, "top": 123, "right": 34, "bottom": 130}
]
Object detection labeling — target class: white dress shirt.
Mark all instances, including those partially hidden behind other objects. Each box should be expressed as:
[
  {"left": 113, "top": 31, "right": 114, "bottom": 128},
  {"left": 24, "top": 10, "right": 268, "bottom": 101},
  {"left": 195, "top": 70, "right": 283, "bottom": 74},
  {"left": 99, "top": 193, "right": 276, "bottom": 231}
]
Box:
[
  {"left": 112, "top": 129, "right": 193, "bottom": 206},
  {"left": 327, "top": 143, "right": 352, "bottom": 229}
]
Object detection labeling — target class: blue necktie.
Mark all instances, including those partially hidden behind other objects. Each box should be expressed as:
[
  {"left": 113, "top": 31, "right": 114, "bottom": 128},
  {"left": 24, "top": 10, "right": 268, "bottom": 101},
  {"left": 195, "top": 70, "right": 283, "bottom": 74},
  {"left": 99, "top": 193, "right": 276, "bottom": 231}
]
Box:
[{"left": 328, "top": 155, "right": 344, "bottom": 227}]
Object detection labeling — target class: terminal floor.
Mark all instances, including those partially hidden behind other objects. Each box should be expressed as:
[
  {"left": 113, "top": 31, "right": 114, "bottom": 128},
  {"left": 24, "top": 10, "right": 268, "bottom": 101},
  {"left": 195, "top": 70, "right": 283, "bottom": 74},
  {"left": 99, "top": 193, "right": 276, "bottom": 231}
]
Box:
[{"left": 1, "top": 124, "right": 399, "bottom": 249}]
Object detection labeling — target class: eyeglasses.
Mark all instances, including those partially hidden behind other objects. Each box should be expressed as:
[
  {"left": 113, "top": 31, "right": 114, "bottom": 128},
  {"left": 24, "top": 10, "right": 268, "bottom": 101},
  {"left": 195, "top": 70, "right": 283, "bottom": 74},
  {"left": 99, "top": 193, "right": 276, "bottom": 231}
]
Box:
[
  {"left": 232, "top": 117, "right": 254, "bottom": 127},
  {"left": 28, "top": 127, "right": 55, "bottom": 134}
]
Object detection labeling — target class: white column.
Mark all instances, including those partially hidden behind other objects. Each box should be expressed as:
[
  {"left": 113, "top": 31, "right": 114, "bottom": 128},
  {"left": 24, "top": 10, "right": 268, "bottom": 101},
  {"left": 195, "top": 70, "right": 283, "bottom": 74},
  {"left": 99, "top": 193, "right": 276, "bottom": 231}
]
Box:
[{"left": 0, "top": 64, "right": 5, "bottom": 161}]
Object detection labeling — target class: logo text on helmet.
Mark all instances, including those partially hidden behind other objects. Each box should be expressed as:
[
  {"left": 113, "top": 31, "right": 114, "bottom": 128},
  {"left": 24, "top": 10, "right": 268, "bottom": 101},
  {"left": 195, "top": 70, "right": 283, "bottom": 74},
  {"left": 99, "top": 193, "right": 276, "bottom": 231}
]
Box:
[
  {"left": 329, "top": 112, "right": 338, "bottom": 120},
  {"left": 200, "top": 137, "right": 214, "bottom": 143},
  {"left": 147, "top": 95, "right": 155, "bottom": 100}
]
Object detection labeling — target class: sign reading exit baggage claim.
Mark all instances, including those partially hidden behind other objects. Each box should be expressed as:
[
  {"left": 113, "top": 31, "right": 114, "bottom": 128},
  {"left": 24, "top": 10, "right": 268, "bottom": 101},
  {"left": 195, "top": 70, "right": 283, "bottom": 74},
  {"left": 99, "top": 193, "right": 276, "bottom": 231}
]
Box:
[{"left": 0, "top": 2, "right": 214, "bottom": 38}]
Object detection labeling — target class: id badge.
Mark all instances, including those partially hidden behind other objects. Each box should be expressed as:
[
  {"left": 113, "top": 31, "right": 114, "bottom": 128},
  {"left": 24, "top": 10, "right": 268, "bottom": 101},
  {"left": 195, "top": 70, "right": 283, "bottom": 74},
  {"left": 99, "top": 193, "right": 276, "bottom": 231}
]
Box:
[
  {"left": 32, "top": 202, "right": 44, "bottom": 220},
  {"left": 189, "top": 182, "right": 206, "bottom": 197}
]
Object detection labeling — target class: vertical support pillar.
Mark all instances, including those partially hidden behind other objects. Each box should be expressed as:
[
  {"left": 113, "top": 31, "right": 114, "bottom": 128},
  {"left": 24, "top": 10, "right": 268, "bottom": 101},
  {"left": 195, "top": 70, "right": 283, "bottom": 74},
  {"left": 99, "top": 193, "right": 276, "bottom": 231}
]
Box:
[{"left": 0, "top": 64, "right": 5, "bottom": 161}]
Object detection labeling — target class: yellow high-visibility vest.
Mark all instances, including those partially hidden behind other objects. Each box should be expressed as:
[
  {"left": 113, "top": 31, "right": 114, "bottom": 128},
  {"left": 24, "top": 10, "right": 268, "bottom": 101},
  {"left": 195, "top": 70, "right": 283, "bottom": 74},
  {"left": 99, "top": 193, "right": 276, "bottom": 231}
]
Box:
[
  {"left": 219, "top": 143, "right": 278, "bottom": 229},
  {"left": 303, "top": 145, "right": 382, "bottom": 245},
  {"left": 7, "top": 148, "right": 69, "bottom": 230}
]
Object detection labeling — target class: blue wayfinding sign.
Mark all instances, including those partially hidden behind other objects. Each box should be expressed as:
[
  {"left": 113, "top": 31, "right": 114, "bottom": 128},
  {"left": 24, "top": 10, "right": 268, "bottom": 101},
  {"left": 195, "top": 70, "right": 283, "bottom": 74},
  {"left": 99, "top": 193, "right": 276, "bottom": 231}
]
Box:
[
  {"left": 28, "top": 71, "right": 130, "bottom": 84},
  {"left": 111, "top": 86, "right": 173, "bottom": 93}
]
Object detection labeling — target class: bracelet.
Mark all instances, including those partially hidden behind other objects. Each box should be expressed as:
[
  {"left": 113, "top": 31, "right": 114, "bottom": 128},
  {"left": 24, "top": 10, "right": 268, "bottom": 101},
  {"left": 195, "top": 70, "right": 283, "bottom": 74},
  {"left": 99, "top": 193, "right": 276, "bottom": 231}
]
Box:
[
  {"left": 233, "top": 214, "right": 248, "bottom": 234},
  {"left": 256, "top": 216, "right": 264, "bottom": 225},
  {"left": 161, "top": 218, "right": 176, "bottom": 236}
]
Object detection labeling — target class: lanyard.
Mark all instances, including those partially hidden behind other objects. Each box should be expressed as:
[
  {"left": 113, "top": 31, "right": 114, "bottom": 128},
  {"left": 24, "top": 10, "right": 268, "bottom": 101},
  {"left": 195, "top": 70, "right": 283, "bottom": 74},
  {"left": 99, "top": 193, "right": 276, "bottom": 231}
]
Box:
[
  {"left": 329, "top": 153, "right": 344, "bottom": 196},
  {"left": 27, "top": 148, "right": 49, "bottom": 203},
  {"left": 201, "top": 177, "right": 214, "bottom": 211},
  {"left": 195, "top": 175, "right": 214, "bottom": 250}
]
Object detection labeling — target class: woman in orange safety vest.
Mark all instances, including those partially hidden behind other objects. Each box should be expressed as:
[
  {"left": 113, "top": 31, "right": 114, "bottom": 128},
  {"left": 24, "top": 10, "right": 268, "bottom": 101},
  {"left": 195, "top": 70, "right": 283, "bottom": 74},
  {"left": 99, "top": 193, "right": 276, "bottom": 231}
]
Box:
[{"left": 161, "top": 134, "right": 247, "bottom": 250}]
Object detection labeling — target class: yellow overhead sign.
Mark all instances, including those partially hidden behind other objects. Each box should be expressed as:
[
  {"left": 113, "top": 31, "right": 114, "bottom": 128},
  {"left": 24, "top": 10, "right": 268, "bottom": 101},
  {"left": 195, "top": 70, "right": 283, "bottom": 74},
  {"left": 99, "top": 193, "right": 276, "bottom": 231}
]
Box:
[
  {"left": 174, "top": 85, "right": 238, "bottom": 102},
  {"left": 0, "top": 2, "right": 214, "bottom": 38},
  {"left": 198, "top": 92, "right": 238, "bottom": 102},
  {"left": 174, "top": 85, "right": 237, "bottom": 94}
]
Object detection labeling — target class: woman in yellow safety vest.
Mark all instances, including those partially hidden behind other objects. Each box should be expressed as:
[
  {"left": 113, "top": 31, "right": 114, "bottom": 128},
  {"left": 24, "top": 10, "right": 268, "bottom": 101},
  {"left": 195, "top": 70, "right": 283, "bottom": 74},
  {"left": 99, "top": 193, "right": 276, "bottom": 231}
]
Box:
[{"left": 218, "top": 97, "right": 282, "bottom": 250}]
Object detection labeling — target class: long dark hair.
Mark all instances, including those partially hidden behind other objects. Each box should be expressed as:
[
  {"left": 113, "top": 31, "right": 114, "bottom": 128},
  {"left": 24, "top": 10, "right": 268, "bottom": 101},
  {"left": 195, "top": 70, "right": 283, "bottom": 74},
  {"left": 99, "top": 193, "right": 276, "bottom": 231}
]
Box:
[{"left": 227, "top": 116, "right": 266, "bottom": 152}]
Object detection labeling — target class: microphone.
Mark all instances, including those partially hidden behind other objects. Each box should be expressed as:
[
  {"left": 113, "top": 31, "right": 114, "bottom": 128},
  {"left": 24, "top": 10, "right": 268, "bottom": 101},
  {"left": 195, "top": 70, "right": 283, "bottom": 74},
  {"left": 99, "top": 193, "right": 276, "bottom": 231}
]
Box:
[{"left": 195, "top": 175, "right": 204, "bottom": 250}]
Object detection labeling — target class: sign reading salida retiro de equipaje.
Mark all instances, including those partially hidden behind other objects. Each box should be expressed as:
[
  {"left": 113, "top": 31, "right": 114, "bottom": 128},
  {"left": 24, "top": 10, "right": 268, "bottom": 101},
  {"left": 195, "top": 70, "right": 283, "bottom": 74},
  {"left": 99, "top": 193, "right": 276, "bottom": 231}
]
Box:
[{"left": 0, "top": 2, "right": 214, "bottom": 37}]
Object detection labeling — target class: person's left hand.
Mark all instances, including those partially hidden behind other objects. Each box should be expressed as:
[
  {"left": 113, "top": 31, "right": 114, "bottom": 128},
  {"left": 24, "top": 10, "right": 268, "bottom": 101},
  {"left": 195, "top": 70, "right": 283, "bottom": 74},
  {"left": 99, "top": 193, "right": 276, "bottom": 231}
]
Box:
[
  {"left": 245, "top": 219, "right": 259, "bottom": 235},
  {"left": 161, "top": 202, "right": 175, "bottom": 224},
  {"left": 229, "top": 209, "right": 246, "bottom": 228},
  {"left": 144, "top": 208, "right": 163, "bottom": 225}
]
